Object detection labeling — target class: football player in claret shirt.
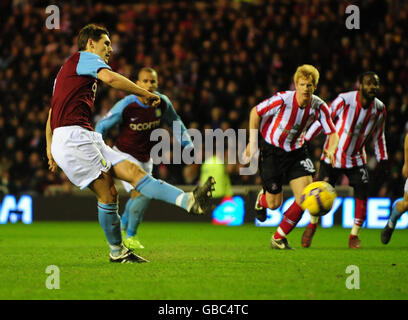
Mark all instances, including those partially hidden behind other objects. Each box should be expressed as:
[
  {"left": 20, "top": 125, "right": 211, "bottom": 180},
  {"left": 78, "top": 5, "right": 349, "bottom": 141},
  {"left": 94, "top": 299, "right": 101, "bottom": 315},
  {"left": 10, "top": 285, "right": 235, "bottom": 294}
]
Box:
[
  {"left": 245, "top": 64, "right": 339, "bottom": 250},
  {"left": 303, "top": 72, "right": 388, "bottom": 249},
  {"left": 46, "top": 24, "right": 214, "bottom": 263},
  {"left": 95, "top": 67, "right": 193, "bottom": 250}
]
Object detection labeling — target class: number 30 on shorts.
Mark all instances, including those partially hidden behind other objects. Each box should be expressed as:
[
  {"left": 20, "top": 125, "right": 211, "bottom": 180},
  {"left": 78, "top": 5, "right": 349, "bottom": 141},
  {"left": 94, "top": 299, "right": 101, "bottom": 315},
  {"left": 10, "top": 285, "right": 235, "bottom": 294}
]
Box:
[{"left": 300, "top": 158, "right": 315, "bottom": 173}]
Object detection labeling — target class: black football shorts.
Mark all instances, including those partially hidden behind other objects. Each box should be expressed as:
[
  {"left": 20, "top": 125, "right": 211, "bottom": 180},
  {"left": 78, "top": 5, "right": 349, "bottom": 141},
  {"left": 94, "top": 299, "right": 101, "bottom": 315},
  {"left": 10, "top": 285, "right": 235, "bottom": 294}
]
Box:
[
  {"left": 259, "top": 138, "right": 316, "bottom": 194},
  {"left": 318, "top": 161, "right": 369, "bottom": 199}
]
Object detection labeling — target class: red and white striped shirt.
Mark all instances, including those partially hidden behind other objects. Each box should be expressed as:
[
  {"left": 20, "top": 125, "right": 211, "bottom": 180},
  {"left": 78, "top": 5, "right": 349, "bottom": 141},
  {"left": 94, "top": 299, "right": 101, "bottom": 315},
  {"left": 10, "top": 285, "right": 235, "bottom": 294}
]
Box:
[
  {"left": 256, "top": 91, "right": 336, "bottom": 151},
  {"left": 305, "top": 91, "right": 388, "bottom": 168}
]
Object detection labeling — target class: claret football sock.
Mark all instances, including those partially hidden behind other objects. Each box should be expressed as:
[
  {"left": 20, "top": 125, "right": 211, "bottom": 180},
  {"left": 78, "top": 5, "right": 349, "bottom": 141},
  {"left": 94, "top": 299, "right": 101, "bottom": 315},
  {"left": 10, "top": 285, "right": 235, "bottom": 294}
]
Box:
[
  {"left": 306, "top": 216, "right": 319, "bottom": 230},
  {"left": 354, "top": 198, "right": 367, "bottom": 226},
  {"left": 126, "top": 195, "right": 150, "bottom": 238},
  {"left": 273, "top": 227, "right": 286, "bottom": 240},
  {"left": 258, "top": 193, "right": 269, "bottom": 208},
  {"left": 97, "top": 202, "right": 122, "bottom": 253},
  {"left": 351, "top": 198, "right": 367, "bottom": 236},
  {"left": 306, "top": 222, "right": 318, "bottom": 231},
  {"left": 273, "top": 201, "right": 303, "bottom": 239}
]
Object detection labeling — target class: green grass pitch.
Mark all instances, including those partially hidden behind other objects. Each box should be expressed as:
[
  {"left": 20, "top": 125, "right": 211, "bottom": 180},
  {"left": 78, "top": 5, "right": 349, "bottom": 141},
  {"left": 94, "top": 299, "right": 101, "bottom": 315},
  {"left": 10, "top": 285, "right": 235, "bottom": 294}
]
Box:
[{"left": 0, "top": 221, "right": 407, "bottom": 300}]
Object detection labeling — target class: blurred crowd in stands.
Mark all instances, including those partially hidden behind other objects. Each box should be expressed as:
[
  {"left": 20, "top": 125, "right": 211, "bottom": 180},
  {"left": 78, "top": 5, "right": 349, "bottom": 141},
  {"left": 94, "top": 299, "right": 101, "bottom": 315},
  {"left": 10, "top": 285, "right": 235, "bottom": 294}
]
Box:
[{"left": 0, "top": 0, "right": 407, "bottom": 200}]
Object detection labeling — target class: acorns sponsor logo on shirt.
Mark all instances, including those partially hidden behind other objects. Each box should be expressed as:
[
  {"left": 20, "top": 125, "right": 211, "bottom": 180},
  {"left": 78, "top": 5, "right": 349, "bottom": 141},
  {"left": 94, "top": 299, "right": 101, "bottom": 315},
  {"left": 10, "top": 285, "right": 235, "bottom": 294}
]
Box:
[{"left": 129, "top": 119, "right": 161, "bottom": 131}]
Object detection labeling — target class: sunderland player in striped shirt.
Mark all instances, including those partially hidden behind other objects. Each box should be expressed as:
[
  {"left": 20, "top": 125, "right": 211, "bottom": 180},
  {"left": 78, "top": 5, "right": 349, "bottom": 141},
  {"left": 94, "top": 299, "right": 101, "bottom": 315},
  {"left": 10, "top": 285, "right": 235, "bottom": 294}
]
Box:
[
  {"left": 95, "top": 67, "right": 193, "bottom": 250},
  {"left": 381, "top": 131, "right": 408, "bottom": 244},
  {"left": 45, "top": 24, "right": 214, "bottom": 263},
  {"left": 302, "top": 72, "right": 388, "bottom": 249},
  {"left": 244, "top": 65, "right": 339, "bottom": 250}
]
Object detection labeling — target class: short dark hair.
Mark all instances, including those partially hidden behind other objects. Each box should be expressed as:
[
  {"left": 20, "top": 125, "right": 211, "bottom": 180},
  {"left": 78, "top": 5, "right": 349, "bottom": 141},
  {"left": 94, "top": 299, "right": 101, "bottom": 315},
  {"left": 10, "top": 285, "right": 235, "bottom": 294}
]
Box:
[
  {"left": 358, "top": 71, "right": 379, "bottom": 84},
  {"left": 77, "top": 24, "right": 109, "bottom": 51},
  {"left": 138, "top": 67, "right": 157, "bottom": 77}
]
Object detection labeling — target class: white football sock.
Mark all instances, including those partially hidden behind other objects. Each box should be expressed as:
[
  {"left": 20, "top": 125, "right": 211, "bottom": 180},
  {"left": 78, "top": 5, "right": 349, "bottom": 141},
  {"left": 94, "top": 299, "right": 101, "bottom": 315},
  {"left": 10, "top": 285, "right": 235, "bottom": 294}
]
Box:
[
  {"left": 350, "top": 224, "right": 361, "bottom": 236},
  {"left": 310, "top": 216, "right": 319, "bottom": 224}
]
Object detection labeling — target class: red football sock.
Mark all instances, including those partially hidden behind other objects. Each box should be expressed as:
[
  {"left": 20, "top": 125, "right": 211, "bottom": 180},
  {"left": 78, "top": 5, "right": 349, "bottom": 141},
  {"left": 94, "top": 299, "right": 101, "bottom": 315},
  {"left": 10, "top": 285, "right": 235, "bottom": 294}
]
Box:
[
  {"left": 258, "top": 193, "right": 268, "bottom": 208},
  {"left": 354, "top": 199, "right": 367, "bottom": 227},
  {"left": 354, "top": 198, "right": 367, "bottom": 227},
  {"left": 350, "top": 198, "right": 367, "bottom": 237},
  {"left": 273, "top": 201, "right": 304, "bottom": 239},
  {"left": 306, "top": 222, "right": 317, "bottom": 231}
]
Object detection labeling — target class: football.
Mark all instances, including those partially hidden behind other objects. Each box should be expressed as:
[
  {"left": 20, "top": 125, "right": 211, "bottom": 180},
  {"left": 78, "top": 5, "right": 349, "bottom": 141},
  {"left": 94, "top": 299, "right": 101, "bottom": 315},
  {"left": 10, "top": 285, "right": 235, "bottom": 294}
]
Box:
[{"left": 300, "top": 181, "right": 337, "bottom": 217}]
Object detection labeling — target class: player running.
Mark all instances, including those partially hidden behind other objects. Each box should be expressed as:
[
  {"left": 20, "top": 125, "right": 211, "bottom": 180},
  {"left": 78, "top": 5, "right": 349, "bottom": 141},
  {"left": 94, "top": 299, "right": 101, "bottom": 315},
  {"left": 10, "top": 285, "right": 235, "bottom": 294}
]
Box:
[
  {"left": 46, "top": 24, "right": 215, "bottom": 263},
  {"left": 381, "top": 131, "right": 408, "bottom": 244},
  {"left": 245, "top": 64, "right": 339, "bottom": 250},
  {"left": 95, "top": 67, "right": 194, "bottom": 250},
  {"left": 302, "top": 72, "right": 388, "bottom": 249}
]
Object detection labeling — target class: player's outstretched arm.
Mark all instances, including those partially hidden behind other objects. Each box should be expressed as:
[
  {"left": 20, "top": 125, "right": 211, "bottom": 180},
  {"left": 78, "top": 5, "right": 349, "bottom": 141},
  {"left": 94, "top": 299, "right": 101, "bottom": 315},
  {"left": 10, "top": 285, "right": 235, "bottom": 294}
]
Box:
[
  {"left": 323, "top": 132, "right": 339, "bottom": 167},
  {"left": 95, "top": 96, "right": 132, "bottom": 138},
  {"left": 45, "top": 108, "right": 57, "bottom": 173},
  {"left": 243, "top": 106, "right": 260, "bottom": 161},
  {"left": 97, "top": 69, "right": 160, "bottom": 108},
  {"left": 161, "top": 95, "right": 193, "bottom": 148},
  {"left": 371, "top": 107, "right": 388, "bottom": 160}
]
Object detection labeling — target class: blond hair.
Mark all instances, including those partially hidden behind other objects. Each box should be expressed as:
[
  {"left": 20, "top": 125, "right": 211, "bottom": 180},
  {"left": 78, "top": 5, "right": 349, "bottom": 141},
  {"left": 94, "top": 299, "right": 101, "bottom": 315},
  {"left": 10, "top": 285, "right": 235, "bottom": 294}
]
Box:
[{"left": 293, "top": 64, "right": 320, "bottom": 87}]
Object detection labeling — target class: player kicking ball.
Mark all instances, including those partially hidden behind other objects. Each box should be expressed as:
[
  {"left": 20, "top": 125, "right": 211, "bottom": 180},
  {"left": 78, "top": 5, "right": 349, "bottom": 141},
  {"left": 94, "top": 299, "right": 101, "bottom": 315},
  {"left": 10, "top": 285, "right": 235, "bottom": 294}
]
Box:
[
  {"left": 381, "top": 132, "right": 408, "bottom": 244},
  {"left": 46, "top": 24, "right": 215, "bottom": 263},
  {"left": 95, "top": 67, "right": 194, "bottom": 250}
]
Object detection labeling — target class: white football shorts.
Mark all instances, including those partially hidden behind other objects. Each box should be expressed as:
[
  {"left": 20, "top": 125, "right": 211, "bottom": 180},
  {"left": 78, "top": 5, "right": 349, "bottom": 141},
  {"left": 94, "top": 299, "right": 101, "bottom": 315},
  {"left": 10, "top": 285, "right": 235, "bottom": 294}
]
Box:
[
  {"left": 112, "top": 146, "right": 153, "bottom": 193},
  {"left": 51, "top": 126, "right": 126, "bottom": 190},
  {"left": 405, "top": 179, "right": 408, "bottom": 193}
]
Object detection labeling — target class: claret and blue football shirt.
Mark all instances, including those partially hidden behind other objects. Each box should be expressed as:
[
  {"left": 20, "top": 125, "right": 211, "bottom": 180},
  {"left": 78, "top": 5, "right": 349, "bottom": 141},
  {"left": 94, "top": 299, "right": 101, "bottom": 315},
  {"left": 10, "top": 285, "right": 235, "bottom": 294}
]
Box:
[{"left": 50, "top": 51, "right": 111, "bottom": 132}]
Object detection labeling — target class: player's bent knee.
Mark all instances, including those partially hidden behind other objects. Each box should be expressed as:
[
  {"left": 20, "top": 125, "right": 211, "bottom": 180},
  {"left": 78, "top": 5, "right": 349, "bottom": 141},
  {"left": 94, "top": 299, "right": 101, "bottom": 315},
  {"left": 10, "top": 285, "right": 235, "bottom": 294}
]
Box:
[
  {"left": 113, "top": 160, "right": 143, "bottom": 179},
  {"left": 97, "top": 187, "right": 118, "bottom": 204},
  {"left": 117, "top": 160, "right": 147, "bottom": 186},
  {"left": 400, "top": 200, "right": 408, "bottom": 212},
  {"left": 109, "top": 185, "right": 119, "bottom": 203},
  {"left": 130, "top": 164, "right": 146, "bottom": 181}
]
